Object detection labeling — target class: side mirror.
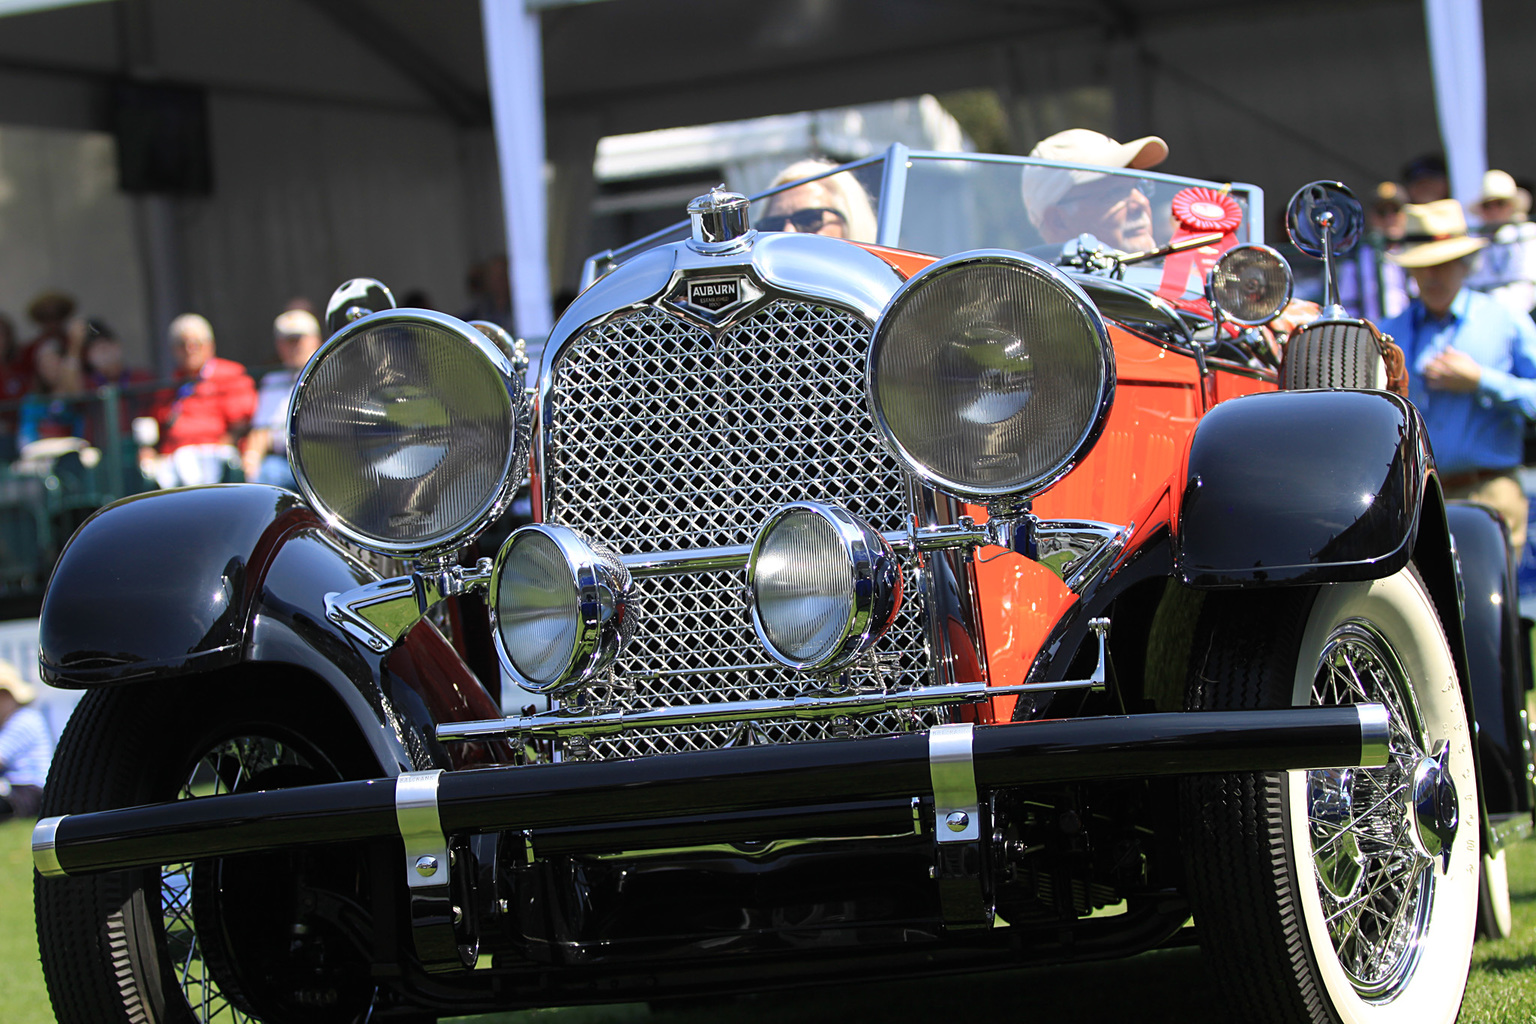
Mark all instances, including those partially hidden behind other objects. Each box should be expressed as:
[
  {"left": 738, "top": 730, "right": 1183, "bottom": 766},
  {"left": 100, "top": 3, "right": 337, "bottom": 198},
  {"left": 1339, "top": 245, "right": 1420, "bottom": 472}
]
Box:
[
  {"left": 1285, "top": 182, "right": 1364, "bottom": 316},
  {"left": 324, "top": 278, "right": 397, "bottom": 337}
]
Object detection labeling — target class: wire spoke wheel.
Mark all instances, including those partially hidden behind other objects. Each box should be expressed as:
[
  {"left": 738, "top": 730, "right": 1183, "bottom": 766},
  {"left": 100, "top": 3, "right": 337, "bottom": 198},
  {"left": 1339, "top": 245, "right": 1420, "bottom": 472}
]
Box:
[
  {"left": 35, "top": 681, "right": 386, "bottom": 1024},
  {"left": 1179, "top": 566, "right": 1478, "bottom": 1024},
  {"left": 163, "top": 737, "right": 319, "bottom": 1023},
  {"left": 1307, "top": 623, "right": 1435, "bottom": 1001}
]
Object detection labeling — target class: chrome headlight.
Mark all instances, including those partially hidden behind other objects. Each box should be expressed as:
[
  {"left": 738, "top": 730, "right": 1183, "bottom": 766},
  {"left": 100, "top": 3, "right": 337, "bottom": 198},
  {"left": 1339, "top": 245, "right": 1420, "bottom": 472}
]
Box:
[
  {"left": 867, "top": 251, "right": 1114, "bottom": 502},
  {"left": 746, "top": 502, "right": 902, "bottom": 673},
  {"left": 491, "top": 524, "right": 634, "bottom": 695},
  {"left": 288, "top": 309, "right": 529, "bottom": 557}
]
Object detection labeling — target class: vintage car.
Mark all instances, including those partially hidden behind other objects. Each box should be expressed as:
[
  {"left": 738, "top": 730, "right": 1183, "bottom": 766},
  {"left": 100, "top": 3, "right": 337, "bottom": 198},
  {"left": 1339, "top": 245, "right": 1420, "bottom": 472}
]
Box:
[{"left": 29, "top": 149, "right": 1536, "bottom": 1024}]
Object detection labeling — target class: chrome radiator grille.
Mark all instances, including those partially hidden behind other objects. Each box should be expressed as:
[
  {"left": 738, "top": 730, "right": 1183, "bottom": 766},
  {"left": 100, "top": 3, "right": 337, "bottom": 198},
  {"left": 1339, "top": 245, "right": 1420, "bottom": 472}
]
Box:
[{"left": 544, "top": 300, "right": 938, "bottom": 758}]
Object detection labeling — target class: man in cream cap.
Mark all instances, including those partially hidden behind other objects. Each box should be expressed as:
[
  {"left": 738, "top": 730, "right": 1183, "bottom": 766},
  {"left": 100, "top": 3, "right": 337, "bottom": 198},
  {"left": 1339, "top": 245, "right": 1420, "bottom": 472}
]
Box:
[
  {"left": 0, "top": 659, "right": 50, "bottom": 820},
  {"left": 1380, "top": 199, "right": 1536, "bottom": 549},
  {"left": 243, "top": 307, "right": 323, "bottom": 490},
  {"left": 1467, "top": 169, "right": 1536, "bottom": 315},
  {"left": 1021, "top": 129, "right": 1169, "bottom": 253}
]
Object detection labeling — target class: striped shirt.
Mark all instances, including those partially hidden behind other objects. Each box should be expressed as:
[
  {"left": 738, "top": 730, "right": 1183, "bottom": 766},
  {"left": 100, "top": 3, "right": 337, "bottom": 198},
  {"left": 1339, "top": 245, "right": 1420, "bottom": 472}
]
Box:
[{"left": 0, "top": 706, "right": 52, "bottom": 789}]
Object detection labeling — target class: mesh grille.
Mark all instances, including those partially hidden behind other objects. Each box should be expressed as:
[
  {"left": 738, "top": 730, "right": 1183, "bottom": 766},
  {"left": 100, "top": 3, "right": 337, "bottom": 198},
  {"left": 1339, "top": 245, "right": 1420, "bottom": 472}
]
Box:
[
  {"left": 1281, "top": 321, "right": 1387, "bottom": 391},
  {"left": 545, "top": 300, "right": 939, "bottom": 758}
]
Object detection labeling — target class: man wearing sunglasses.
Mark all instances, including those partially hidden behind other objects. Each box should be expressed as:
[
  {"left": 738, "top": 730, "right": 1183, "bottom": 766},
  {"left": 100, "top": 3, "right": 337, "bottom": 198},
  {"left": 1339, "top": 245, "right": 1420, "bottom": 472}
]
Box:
[{"left": 1021, "top": 129, "right": 1168, "bottom": 254}]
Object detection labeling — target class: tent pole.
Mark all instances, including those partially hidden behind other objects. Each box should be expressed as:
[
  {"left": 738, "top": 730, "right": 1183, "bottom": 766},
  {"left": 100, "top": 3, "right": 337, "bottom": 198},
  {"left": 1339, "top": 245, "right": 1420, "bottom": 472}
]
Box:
[{"left": 482, "top": 0, "right": 553, "bottom": 342}]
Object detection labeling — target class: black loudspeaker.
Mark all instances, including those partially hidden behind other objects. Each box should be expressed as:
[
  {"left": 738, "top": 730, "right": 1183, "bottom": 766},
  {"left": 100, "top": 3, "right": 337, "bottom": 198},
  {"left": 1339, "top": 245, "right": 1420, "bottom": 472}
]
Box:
[{"left": 111, "top": 81, "right": 213, "bottom": 196}]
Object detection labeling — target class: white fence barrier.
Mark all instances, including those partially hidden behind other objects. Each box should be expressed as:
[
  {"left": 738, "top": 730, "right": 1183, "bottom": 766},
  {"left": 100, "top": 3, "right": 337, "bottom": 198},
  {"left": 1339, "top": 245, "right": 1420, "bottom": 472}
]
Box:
[{"left": 0, "top": 617, "right": 78, "bottom": 744}]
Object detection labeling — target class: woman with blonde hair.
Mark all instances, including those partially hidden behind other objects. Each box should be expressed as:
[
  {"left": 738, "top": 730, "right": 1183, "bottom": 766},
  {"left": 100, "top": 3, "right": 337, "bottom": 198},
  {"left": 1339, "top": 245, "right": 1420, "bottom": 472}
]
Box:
[{"left": 761, "top": 159, "right": 878, "bottom": 243}]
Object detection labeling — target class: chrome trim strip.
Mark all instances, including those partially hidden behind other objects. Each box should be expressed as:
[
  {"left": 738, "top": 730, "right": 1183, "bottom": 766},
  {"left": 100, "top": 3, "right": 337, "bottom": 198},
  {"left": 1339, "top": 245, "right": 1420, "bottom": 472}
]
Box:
[
  {"left": 395, "top": 770, "right": 449, "bottom": 891},
  {"left": 618, "top": 523, "right": 992, "bottom": 579},
  {"left": 436, "top": 678, "right": 1098, "bottom": 742},
  {"left": 32, "top": 815, "right": 64, "bottom": 878},
  {"left": 1033, "top": 520, "right": 1133, "bottom": 593},
  {"left": 1357, "top": 702, "right": 1391, "bottom": 768},
  {"left": 587, "top": 825, "right": 924, "bottom": 863},
  {"left": 929, "top": 723, "right": 979, "bottom": 844}
]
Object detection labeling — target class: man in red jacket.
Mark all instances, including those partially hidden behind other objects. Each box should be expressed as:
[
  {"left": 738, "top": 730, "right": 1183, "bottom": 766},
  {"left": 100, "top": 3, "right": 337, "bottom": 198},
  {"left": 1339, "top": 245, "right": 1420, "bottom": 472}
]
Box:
[{"left": 142, "top": 313, "right": 257, "bottom": 488}]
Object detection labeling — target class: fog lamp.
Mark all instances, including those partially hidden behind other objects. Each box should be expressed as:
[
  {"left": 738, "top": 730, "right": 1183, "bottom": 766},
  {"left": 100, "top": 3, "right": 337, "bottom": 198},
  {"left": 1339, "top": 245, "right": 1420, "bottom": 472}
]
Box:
[
  {"left": 746, "top": 502, "right": 902, "bottom": 673},
  {"left": 1207, "top": 244, "right": 1294, "bottom": 326},
  {"left": 491, "top": 524, "right": 634, "bottom": 695}
]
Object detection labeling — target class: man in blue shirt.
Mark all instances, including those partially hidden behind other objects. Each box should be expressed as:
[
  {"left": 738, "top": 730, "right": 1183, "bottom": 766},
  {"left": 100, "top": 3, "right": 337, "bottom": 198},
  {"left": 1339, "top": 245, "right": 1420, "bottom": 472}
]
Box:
[
  {"left": 1381, "top": 198, "right": 1536, "bottom": 549},
  {"left": 0, "top": 660, "right": 51, "bottom": 820}
]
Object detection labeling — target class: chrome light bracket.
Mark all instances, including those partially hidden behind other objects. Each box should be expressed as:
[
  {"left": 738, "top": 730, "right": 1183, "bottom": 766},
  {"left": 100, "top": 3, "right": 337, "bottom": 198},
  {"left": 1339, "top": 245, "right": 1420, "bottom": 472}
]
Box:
[
  {"left": 325, "top": 558, "right": 492, "bottom": 654},
  {"left": 982, "top": 510, "right": 1133, "bottom": 594}
]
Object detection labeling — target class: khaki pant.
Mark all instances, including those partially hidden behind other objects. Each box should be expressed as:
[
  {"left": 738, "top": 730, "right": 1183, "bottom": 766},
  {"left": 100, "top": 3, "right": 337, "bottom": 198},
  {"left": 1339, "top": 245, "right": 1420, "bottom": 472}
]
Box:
[{"left": 1445, "top": 472, "right": 1529, "bottom": 552}]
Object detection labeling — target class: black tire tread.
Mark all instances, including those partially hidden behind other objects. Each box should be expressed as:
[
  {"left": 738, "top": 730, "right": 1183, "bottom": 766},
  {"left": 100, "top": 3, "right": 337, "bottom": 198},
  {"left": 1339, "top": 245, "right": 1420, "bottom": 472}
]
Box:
[
  {"left": 1178, "top": 584, "right": 1336, "bottom": 1024},
  {"left": 36, "top": 684, "right": 174, "bottom": 1024}
]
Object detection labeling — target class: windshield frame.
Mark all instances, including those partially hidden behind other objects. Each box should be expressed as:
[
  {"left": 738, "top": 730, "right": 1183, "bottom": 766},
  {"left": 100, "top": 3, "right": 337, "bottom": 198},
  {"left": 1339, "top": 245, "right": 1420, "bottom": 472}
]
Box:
[{"left": 581, "top": 143, "right": 1265, "bottom": 291}]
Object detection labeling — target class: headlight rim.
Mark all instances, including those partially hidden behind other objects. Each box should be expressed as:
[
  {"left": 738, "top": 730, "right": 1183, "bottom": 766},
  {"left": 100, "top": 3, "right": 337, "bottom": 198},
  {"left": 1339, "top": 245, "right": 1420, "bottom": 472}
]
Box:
[
  {"left": 1207, "top": 242, "right": 1295, "bottom": 327},
  {"left": 287, "top": 307, "right": 529, "bottom": 559},
  {"left": 489, "top": 523, "right": 632, "bottom": 696},
  {"left": 865, "top": 249, "right": 1116, "bottom": 504},
  {"left": 746, "top": 500, "right": 902, "bottom": 674}
]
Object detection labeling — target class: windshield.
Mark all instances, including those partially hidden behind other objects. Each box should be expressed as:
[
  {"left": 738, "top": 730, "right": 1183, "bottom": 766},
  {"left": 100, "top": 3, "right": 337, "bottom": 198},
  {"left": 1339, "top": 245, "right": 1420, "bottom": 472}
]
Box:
[{"left": 585, "top": 146, "right": 1263, "bottom": 304}]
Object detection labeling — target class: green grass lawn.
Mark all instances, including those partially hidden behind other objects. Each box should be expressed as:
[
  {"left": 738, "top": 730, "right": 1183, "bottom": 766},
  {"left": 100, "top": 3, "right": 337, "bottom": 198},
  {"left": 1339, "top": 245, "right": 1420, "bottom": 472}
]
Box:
[{"left": 4, "top": 818, "right": 1534, "bottom": 1023}]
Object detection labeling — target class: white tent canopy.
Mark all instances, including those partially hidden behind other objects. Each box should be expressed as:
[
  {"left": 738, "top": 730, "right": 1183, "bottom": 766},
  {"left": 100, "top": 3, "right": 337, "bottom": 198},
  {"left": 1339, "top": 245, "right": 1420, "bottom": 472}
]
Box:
[{"left": 0, "top": 0, "right": 1521, "bottom": 364}]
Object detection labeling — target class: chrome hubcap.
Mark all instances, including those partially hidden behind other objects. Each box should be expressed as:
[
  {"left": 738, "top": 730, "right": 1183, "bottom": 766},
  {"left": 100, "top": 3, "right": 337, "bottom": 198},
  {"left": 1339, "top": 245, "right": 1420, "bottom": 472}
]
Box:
[
  {"left": 1306, "top": 621, "right": 1444, "bottom": 1002},
  {"left": 1407, "top": 744, "right": 1458, "bottom": 868}
]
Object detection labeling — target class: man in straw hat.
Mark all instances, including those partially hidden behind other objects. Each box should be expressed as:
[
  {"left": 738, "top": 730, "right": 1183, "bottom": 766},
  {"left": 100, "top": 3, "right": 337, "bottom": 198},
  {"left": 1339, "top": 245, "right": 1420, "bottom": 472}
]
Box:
[
  {"left": 0, "top": 659, "right": 50, "bottom": 820},
  {"left": 1380, "top": 198, "right": 1536, "bottom": 550},
  {"left": 1467, "top": 168, "right": 1536, "bottom": 316}
]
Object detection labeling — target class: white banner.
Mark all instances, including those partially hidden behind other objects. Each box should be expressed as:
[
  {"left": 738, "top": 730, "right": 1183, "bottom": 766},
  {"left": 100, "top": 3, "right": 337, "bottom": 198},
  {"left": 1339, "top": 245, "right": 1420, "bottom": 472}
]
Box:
[
  {"left": 481, "top": 0, "right": 553, "bottom": 340},
  {"left": 1424, "top": 0, "right": 1487, "bottom": 209}
]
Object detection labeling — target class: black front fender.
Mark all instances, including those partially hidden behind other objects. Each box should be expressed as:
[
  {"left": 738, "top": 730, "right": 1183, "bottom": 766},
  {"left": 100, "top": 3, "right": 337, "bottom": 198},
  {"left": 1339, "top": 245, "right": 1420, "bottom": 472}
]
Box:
[
  {"left": 1175, "top": 390, "right": 1430, "bottom": 588},
  {"left": 40, "top": 484, "right": 505, "bottom": 773}
]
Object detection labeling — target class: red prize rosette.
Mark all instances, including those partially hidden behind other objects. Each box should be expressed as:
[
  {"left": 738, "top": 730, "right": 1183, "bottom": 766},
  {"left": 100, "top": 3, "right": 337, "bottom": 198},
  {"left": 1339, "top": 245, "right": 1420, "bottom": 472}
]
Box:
[
  {"left": 1158, "top": 186, "right": 1244, "bottom": 302},
  {"left": 1171, "top": 188, "right": 1243, "bottom": 234}
]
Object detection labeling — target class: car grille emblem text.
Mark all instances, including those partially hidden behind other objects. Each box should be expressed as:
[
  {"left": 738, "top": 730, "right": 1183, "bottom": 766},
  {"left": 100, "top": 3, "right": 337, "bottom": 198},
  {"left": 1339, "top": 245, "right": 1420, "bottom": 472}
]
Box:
[{"left": 688, "top": 278, "right": 741, "bottom": 312}]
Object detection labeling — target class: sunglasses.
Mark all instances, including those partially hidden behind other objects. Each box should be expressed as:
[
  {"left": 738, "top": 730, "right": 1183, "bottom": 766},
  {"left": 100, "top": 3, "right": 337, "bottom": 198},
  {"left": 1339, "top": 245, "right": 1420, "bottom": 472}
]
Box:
[
  {"left": 758, "top": 207, "right": 847, "bottom": 233},
  {"left": 1057, "top": 177, "right": 1155, "bottom": 210}
]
